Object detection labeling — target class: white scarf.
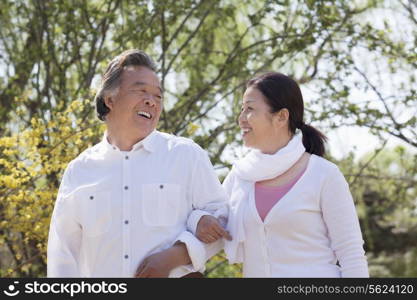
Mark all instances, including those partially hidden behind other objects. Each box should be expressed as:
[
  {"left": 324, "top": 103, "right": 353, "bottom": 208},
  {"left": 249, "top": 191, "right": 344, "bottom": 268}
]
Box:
[
  {"left": 233, "top": 134, "right": 305, "bottom": 182},
  {"left": 224, "top": 133, "right": 305, "bottom": 264}
]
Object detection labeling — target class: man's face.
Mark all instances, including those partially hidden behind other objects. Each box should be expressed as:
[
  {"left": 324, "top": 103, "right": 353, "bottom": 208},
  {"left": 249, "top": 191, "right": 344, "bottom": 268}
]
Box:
[{"left": 105, "top": 66, "right": 162, "bottom": 139}]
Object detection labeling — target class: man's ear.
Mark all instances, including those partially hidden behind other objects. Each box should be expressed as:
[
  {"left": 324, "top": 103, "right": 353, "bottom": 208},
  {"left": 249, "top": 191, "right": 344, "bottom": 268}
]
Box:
[{"left": 103, "top": 95, "right": 114, "bottom": 111}]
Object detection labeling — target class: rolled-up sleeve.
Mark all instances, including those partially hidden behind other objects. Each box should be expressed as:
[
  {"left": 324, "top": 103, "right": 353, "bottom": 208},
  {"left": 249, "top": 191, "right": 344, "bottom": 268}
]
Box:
[
  {"left": 170, "top": 231, "right": 224, "bottom": 277},
  {"left": 175, "top": 231, "right": 206, "bottom": 271},
  {"left": 47, "top": 163, "right": 81, "bottom": 277},
  {"left": 320, "top": 167, "right": 369, "bottom": 277}
]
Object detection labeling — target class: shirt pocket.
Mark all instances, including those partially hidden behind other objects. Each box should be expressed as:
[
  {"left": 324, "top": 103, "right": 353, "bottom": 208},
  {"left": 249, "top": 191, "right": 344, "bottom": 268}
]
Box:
[
  {"left": 76, "top": 185, "right": 113, "bottom": 237},
  {"left": 141, "top": 183, "right": 181, "bottom": 227}
]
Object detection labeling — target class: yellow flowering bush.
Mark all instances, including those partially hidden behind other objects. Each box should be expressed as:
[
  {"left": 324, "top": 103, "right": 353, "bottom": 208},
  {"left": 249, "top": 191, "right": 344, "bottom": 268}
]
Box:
[{"left": 0, "top": 99, "right": 104, "bottom": 277}]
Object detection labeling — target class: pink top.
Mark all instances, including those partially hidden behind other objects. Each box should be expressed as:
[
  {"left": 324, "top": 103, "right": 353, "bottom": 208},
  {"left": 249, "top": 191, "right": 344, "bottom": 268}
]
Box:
[{"left": 255, "top": 167, "right": 306, "bottom": 221}]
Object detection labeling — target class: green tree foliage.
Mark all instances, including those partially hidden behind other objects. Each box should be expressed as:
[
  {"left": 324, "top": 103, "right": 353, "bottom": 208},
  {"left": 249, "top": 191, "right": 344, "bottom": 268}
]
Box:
[
  {"left": 308, "top": 0, "right": 417, "bottom": 148},
  {"left": 0, "top": 0, "right": 415, "bottom": 277},
  {"left": 336, "top": 146, "right": 417, "bottom": 277}
]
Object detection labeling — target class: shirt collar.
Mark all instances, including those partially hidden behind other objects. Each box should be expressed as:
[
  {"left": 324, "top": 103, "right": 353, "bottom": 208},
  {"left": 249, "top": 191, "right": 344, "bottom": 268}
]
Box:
[{"left": 102, "top": 130, "right": 159, "bottom": 153}]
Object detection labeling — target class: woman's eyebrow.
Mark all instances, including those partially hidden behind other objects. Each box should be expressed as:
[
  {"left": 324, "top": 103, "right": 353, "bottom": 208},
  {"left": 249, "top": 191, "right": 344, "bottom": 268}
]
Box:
[{"left": 243, "top": 99, "right": 256, "bottom": 104}]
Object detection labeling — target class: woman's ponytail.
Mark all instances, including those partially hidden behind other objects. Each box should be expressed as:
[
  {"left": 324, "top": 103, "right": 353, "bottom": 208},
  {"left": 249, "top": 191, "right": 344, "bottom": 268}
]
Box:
[{"left": 298, "top": 122, "right": 327, "bottom": 157}]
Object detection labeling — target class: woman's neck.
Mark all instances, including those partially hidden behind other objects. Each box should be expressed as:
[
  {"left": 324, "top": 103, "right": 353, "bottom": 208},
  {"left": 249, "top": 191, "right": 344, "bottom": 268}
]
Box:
[{"left": 258, "top": 132, "right": 292, "bottom": 155}]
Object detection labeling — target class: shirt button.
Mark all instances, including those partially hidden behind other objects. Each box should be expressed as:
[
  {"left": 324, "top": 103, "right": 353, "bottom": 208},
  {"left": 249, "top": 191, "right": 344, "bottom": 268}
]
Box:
[
  {"left": 124, "top": 220, "right": 129, "bottom": 224},
  {"left": 112, "top": 147, "right": 116, "bottom": 150},
  {"left": 124, "top": 186, "right": 128, "bottom": 190},
  {"left": 89, "top": 196, "right": 94, "bottom": 200},
  {"left": 124, "top": 255, "right": 129, "bottom": 259},
  {"left": 160, "top": 184, "right": 164, "bottom": 189},
  {"left": 125, "top": 156, "right": 129, "bottom": 160}
]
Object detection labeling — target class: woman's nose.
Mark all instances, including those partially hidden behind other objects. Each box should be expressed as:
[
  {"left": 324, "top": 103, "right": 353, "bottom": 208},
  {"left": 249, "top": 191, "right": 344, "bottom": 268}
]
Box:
[{"left": 238, "top": 111, "right": 246, "bottom": 125}]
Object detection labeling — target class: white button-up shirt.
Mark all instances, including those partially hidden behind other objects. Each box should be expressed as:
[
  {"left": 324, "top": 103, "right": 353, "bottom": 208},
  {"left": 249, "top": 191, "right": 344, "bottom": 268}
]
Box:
[{"left": 47, "top": 130, "right": 228, "bottom": 277}]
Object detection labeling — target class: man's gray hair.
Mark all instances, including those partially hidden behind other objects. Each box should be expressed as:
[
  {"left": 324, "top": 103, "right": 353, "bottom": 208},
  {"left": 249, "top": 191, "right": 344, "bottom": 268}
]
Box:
[{"left": 94, "top": 49, "right": 157, "bottom": 121}]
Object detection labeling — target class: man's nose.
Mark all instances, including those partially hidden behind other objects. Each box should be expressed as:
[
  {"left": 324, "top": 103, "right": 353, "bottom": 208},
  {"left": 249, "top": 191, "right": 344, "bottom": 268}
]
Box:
[{"left": 144, "top": 94, "right": 156, "bottom": 106}]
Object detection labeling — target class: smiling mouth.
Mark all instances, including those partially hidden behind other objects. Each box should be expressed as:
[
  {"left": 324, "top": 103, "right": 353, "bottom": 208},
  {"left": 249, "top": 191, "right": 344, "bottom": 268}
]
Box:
[
  {"left": 241, "top": 128, "right": 252, "bottom": 135},
  {"left": 137, "top": 111, "right": 152, "bottom": 119}
]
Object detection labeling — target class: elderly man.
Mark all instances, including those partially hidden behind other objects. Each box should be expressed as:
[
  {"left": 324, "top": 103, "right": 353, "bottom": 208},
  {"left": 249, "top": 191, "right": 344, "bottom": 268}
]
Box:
[{"left": 47, "top": 49, "right": 229, "bottom": 277}]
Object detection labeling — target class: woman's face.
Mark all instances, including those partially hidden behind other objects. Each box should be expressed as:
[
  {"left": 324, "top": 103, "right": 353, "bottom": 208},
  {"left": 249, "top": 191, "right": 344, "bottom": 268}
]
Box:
[{"left": 239, "top": 86, "right": 278, "bottom": 149}]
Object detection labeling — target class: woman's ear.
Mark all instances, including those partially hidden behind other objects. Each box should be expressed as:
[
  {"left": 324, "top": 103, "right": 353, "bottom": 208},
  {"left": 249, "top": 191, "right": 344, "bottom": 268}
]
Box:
[{"left": 273, "top": 108, "right": 289, "bottom": 128}]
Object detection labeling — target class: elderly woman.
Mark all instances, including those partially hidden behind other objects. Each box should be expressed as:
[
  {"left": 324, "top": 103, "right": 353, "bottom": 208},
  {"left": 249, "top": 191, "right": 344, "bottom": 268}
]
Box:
[{"left": 194, "top": 72, "right": 369, "bottom": 277}]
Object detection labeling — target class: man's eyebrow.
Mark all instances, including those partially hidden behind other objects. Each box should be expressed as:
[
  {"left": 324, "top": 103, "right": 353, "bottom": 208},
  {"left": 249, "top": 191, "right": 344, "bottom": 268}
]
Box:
[{"left": 130, "top": 81, "right": 163, "bottom": 93}]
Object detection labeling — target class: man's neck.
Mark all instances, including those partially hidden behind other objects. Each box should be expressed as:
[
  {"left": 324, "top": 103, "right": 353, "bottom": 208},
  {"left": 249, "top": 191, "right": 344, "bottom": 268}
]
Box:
[{"left": 106, "top": 128, "right": 148, "bottom": 151}]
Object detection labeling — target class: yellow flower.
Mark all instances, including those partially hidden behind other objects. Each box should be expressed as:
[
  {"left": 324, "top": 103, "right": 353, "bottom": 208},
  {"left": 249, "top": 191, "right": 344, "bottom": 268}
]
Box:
[
  {"left": 187, "top": 122, "right": 200, "bottom": 136},
  {"left": 0, "top": 136, "right": 17, "bottom": 148},
  {"left": 1, "top": 176, "right": 19, "bottom": 189}
]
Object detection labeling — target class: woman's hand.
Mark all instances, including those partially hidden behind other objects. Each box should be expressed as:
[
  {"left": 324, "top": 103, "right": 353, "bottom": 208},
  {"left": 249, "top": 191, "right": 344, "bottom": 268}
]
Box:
[{"left": 196, "top": 215, "right": 232, "bottom": 243}]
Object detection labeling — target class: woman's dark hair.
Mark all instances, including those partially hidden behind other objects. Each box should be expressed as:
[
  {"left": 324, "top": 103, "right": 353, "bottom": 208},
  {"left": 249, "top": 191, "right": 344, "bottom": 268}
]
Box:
[
  {"left": 247, "top": 72, "right": 327, "bottom": 156},
  {"left": 94, "top": 49, "right": 157, "bottom": 121}
]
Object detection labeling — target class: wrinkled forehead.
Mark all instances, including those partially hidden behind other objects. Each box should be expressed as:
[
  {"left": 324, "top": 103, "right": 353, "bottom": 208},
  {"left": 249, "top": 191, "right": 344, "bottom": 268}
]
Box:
[{"left": 121, "top": 66, "right": 162, "bottom": 91}]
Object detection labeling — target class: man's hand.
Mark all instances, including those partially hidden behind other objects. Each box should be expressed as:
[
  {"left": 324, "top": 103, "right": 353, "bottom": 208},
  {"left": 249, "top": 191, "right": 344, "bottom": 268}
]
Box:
[
  {"left": 196, "top": 215, "right": 232, "bottom": 243},
  {"left": 135, "top": 249, "right": 175, "bottom": 278},
  {"left": 135, "top": 242, "right": 191, "bottom": 278}
]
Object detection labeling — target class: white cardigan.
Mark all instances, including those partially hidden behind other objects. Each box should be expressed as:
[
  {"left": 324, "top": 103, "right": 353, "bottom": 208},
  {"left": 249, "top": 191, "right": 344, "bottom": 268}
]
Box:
[{"left": 223, "top": 154, "right": 369, "bottom": 277}]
